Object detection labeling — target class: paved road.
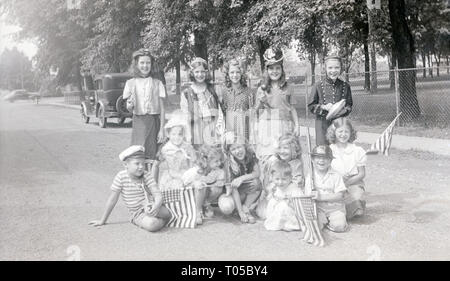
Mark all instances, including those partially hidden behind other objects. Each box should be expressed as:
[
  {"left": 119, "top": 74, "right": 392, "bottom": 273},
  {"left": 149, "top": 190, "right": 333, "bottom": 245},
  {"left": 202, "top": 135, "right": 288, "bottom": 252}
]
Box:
[{"left": 1, "top": 100, "right": 450, "bottom": 260}]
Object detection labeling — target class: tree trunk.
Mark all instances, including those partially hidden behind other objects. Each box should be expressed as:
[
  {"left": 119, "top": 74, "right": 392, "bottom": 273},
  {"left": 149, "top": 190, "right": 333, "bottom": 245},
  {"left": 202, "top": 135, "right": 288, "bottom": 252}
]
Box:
[
  {"left": 364, "top": 40, "right": 370, "bottom": 91},
  {"left": 175, "top": 59, "right": 181, "bottom": 95},
  {"left": 309, "top": 50, "right": 316, "bottom": 85},
  {"left": 434, "top": 53, "right": 441, "bottom": 77},
  {"left": 389, "top": 0, "right": 420, "bottom": 122},
  {"left": 257, "top": 39, "right": 269, "bottom": 74},
  {"left": 370, "top": 43, "right": 377, "bottom": 94},
  {"left": 75, "top": 62, "right": 84, "bottom": 101},
  {"left": 388, "top": 52, "right": 395, "bottom": 89},
  {"left": 193, "top": 30, "right": 208, "bottom": 61},
  {"left": 421, "top": 51, "right": 426, "bottom": 78},
  {"left": 427, "top": 52, "right": 433, "bottom": 77},
  {"left": 368, "top": 9, "right": 377, "bottom": 94},
  {"left": 447, "top": 56, "right": 449, "bottom": 74},
  {"left": 446, "top": 56, "right": 450, "bottom": 74}
]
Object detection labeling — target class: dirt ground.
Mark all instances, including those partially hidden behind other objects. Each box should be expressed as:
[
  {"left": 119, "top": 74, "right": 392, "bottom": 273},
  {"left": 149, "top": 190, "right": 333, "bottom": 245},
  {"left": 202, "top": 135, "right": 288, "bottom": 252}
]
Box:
[{"left": 0, "top": 101, "right": 449, "bottom": 260}]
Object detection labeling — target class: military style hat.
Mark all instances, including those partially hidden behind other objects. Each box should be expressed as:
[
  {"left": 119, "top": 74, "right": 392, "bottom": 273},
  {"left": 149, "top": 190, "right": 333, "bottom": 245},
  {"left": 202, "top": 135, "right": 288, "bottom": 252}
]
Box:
[
  {"left": 119, "top": 145, "right": 148, "bottom": 161},
  {"left": 310, "top": 145, "right": 334, "bottom": 159}
]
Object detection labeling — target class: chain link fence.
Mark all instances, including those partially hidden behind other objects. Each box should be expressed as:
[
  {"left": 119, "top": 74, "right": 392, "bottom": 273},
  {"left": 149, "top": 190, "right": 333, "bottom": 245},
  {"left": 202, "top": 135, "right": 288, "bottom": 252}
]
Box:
[{"left": 299, "top": 66, "right": 450, "bottom": 134}]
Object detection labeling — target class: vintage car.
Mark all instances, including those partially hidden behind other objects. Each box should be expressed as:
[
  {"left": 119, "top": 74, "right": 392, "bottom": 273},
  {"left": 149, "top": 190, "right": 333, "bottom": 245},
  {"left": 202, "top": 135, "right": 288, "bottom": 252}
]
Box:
[
  {"left": 80, "top": 73, "right": 132, "bottom": 128},
  {"left": 3, "top": 89, "right": 41, "bottom": 103}
]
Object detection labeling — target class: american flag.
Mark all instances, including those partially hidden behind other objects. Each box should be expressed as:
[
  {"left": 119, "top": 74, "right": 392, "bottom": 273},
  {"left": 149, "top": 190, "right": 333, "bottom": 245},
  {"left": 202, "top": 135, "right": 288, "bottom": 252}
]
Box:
[
  {"left": 162, "top": 187, "right": 197, "bottom": 228},
  {"left": 368, "top": 113, "right": 402, "bottom": 156},
  {"left": 290, "top": 196, "right": 325, "bottom": 247},
  {"left": 291, "top": 126, "right": 325, "bottom": 247}
]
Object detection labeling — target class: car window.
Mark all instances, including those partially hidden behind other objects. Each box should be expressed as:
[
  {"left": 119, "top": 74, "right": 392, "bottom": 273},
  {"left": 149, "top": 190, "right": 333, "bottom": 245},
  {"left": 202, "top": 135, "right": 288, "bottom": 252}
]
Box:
[
  {"left": 95, "top": 80, "right": 103, "bottom": 90},
  {"left": 113, "top": 78, "right": 129, "bottom": 89}
]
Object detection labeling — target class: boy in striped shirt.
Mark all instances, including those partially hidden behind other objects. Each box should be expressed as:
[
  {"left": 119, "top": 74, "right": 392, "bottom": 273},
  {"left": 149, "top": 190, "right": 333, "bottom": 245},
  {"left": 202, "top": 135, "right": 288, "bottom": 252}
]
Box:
[{"left": 89, "top": 146, "right": 171, "bottom": 232}]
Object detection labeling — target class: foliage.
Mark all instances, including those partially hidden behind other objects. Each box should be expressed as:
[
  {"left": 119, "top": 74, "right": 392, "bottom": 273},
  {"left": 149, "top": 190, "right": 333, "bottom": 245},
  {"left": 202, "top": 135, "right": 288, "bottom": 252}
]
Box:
[{"left": 0, "top": 47, "right": 35, "bottom": 90}]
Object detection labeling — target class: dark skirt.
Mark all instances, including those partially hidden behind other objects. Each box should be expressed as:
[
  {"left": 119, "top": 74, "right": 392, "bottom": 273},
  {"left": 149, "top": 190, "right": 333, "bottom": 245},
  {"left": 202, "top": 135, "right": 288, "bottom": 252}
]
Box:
[{"left": 131, "top": 114, "right": 160, "bottom": 159}]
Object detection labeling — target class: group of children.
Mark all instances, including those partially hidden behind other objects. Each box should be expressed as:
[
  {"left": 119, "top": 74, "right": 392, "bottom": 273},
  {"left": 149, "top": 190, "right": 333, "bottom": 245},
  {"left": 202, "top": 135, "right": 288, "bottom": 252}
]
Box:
[{"left": 89, "top": 47, "right": 368, "bottom": 237}]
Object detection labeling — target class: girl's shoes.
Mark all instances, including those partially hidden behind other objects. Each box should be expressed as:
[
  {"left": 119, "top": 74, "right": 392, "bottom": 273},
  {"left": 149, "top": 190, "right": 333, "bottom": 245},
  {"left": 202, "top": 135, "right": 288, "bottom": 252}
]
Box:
[
  {"left": 241, "top": 205, "right": 256, "bottom": 224},
  {"left": 204, "top": 205, "right": 214, "bottom": 218},
  {"left": 245, "top": 212, "right": 257, "bottom": 224},
  {"left": 196, "top": 212, "right": 204, "bottom": 225},
  {"left": 238, "top": 211, "right": 249, "bottom": 223}
]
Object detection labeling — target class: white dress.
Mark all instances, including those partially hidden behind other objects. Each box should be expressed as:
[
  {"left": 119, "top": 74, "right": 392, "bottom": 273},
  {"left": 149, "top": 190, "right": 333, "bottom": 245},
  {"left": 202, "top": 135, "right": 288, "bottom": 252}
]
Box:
[{"left": 264, "top": 183, "right": 302, "bottom": 231}]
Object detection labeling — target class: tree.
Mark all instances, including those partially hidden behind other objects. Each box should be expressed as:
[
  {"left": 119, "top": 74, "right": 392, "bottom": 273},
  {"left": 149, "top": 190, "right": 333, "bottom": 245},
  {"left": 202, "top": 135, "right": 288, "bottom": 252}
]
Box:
[
  {"left": 79, "top": 0, "right": 147, "bottom": 75},
  {"left": 409, "top": 0, "right": 450, "bottom": 77},
  {"left": 0, "top": 48, "right": 35, "bottom": 90},
  {"left": 142, "top": 0, "right": 194, "bottom": 94},
  {"left": 388, "top": 0, "right": 420, "bottom": 122},
  {"left": 3, "top": 0, "right": 91, "bottom": 96}
]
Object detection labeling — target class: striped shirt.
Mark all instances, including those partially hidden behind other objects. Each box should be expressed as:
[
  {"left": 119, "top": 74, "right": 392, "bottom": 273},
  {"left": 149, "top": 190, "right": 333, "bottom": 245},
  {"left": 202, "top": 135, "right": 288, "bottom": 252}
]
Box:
[{"left": 110, "top": 170, "right": 161, "bottom": 216}]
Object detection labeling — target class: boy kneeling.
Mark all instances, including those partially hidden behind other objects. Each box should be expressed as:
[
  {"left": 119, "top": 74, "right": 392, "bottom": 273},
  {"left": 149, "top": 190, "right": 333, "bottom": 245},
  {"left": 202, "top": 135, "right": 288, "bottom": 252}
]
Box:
[
  {"left": 89, "top": 145, "right": 171, "bottom": 232},
  {"left": 309, "top": 145, "right": 348, "bottom": 232}
]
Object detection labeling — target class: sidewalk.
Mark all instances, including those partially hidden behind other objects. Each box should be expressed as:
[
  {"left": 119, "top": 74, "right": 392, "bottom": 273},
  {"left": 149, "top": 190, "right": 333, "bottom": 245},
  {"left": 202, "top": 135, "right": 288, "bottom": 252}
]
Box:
[{"left": 40, "top": 97, "right": 450, "bottom": 157}]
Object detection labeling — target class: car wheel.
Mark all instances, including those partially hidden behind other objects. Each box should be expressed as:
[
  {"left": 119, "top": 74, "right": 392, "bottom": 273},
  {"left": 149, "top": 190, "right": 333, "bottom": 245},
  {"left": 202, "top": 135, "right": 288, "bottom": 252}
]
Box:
[
  {"left": 116, "top": 96, "right": 132, "bottom": 117},
  {"left": 81, "top": 106, "right": 90, "bottom": 124},
  {"left": 98, "top": 106, "right": 107, "bottom": 128},
  {"left": 118, "top": 117, "right": 126, "bottom": 125}
]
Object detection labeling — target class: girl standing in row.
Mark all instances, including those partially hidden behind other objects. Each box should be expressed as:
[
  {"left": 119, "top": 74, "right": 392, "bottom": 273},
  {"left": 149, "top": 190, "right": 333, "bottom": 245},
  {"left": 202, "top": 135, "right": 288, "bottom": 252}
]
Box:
[
  {"left": 181, "top": 57, "right": 223, "bottom": 147},
  {"left": 308, "top": 55, "right": 353, "bottom": 145},
  {"left": 254, "top": 48, "right": 299, "bottom": 168},
  {"left": 123, "top": 49, "right": 166, "bottom": 161},
  {"left": 221, "top": 58, "right": 255, "bottom": 142}
]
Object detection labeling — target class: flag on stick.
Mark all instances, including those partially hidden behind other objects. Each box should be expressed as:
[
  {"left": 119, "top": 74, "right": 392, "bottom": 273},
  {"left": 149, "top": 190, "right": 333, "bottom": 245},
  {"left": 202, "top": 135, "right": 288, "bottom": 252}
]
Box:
[
  {"left": 368, "top": 113, "right": 402, "bottom": 156},
  {"left": 289, "top": 127, "right": 325, "bottom": 247},
  {"left": 162, "top": 187, "right": 197, "bottom": 228},
  {"left": 290, "top": 196, "right": 325, "bottom": 247}
]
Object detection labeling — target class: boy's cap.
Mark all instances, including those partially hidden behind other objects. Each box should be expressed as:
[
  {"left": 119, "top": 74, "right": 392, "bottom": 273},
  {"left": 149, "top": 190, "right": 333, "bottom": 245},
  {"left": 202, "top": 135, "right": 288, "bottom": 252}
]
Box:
[
  {"left": 311, "top": 145, "right": 334, "bottom": 159},
  {"left": 263, "top": 47, "right": 284, "bottom": 66},
  {"left": 119, "top": 145, "right": 148, "bottom": 161},
  {"left": 132, "top": 48, "right": 152, "bottom": 60},
  {"left": 190, "top": 57, "right": 208, "bottom": 69}
]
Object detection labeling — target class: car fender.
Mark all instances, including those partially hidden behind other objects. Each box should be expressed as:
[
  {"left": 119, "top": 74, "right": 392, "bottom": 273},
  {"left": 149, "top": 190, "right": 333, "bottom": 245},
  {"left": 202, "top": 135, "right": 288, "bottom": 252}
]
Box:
[
  {"left": 81, "top": 101, "right": 94, "bottom": 116},
  {"left": 96, "top": 101, "right": 106, "bottom": 117}
]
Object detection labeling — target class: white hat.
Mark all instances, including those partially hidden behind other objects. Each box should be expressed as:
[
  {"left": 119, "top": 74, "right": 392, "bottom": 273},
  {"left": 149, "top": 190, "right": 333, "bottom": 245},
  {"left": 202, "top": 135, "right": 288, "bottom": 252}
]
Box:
[
  {"left": 164, "top": 111, "right": 188, "bottom": 131},
  {"left": 119, "top": 145, "right": 147, "bottom": 161}
]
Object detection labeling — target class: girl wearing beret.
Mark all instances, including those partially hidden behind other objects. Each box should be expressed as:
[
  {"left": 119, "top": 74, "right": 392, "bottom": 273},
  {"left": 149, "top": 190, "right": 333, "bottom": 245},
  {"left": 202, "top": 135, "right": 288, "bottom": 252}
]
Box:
[{"left": 123, "top": 49, "right": 166, "bottom": 161}]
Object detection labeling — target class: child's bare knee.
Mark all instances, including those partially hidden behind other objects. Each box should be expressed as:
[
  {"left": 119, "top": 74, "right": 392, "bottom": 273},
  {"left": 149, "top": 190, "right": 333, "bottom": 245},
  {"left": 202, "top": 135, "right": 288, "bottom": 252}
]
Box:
[
  {"left": 141, "top": 216, "right": 165, "bottom": 232},
  {"left": 347, "top": 185, "right": 364, "bottom": 200},
  {"left": 208, "top": 187, "right": 223, "bottom": 200},
  {"left": 330, "top": 222, "right": 347, "bottom": 232},
  {"left": 328, "top": 212, "right": 348, "bottom": 232}
]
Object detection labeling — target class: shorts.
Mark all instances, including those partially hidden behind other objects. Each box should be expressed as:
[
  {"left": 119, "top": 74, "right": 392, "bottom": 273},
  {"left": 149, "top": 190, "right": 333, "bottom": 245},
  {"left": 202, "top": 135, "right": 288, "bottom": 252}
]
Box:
[
  {"left": 130, "top": 205, "right": 158, "bottom": 229},
  {"left": 317, "top": 204, "right": 348, "bottom": 232}
]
